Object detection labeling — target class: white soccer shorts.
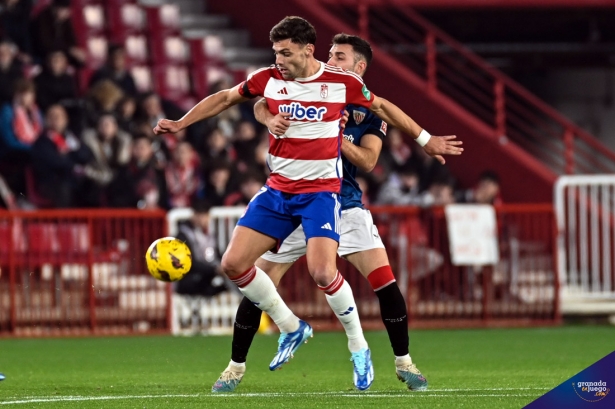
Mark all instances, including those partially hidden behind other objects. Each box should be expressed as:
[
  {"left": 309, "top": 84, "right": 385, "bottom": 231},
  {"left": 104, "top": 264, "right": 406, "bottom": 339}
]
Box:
[{"left": 261, "top": 207, "right": 385, "bottom": 263}]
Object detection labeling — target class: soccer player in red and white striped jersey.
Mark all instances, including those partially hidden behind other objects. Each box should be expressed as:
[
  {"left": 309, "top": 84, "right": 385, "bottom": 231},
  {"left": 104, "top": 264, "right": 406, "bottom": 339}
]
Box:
[
  {"left": 238, "top": 62, "right": 374, "bottom": 194},
  {"left": 154, "top": 16, "right": 462, "bottom": 390}
]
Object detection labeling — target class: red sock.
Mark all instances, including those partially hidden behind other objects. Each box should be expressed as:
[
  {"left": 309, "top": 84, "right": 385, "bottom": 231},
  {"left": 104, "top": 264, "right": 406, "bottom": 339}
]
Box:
[
  {"left": 230, "top": 266, "right": 257, "bottom": 288},
  {"left": 367, "top": 265, "right": 396, "bottom": 291}
]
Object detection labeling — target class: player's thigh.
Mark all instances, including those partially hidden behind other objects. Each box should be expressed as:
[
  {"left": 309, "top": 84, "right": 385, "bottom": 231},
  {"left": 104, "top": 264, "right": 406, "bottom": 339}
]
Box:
[
  {"left": 306, "top": 237, "right": 339, "bottom": 286},
  {"left": 338, "top": 208, "right": 389, "bottom": 277},
  {"left": 345, "top": 248, "right": 390, "bottom": 279},
  {"left": 221, "top": 226, "right": 278, "bottom": 277},
  {"left": 255, "top": 258, "right": 294, "bottom": 287},
  {"left": 293, "top": 192, "right": 341, "bottom": 285}
]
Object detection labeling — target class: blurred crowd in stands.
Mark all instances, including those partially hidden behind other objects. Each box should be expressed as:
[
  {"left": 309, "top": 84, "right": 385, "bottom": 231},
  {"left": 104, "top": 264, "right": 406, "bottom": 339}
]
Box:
[{"left": 0, "top": 0, "right": 501, "bottom": 211}]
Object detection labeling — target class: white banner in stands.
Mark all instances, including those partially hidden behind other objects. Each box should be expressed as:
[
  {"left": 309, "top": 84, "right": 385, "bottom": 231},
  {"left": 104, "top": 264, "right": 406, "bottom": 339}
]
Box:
[{"left": 445, "top": 204, "right": 499, "bottom": 266}]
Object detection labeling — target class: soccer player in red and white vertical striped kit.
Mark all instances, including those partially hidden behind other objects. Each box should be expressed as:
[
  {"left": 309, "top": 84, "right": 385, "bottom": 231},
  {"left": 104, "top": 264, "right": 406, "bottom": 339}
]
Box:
[{"left": 154, "top": 16, "right": 462, "bottom": 391}]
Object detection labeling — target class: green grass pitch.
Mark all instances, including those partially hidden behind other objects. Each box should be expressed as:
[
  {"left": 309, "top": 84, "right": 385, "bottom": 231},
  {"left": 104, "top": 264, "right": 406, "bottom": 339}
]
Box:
[{"left": 1, "top": 326, "right": 614, "bottom": 408}]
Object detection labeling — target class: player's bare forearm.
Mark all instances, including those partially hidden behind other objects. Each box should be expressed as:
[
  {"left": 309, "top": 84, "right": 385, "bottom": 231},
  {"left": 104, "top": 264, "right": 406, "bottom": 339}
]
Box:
[
  {"left": 369, "top": 96, "right": 422, "bottom": 138},
  {"left": 341, "top": 135, "right": 382, "bottom": 172},
  {"left": 154, "top": 85, "right": 247, "bottom": 134},
  {"left": 254, "top": 98, "right": 273, "bottom": 127},
  {"left": 180, "top": 86, "right": 247, "bottom": 128},
  {"left": 369, "top": 95, "right": 463, "bottom": 165}
]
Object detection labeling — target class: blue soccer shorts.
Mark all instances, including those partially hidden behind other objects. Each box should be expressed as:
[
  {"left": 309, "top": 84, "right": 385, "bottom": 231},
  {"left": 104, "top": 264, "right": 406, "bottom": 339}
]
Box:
[{"left": 236, "top": 186, "right": 341, "bottom": 249}]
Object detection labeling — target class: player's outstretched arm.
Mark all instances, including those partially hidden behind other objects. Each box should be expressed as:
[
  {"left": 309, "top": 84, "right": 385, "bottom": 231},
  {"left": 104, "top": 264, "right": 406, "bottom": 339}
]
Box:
[
  {"left": 369, "top": 96, "right": 463, "bottom": 164},
  {"left": 253, "top": 98, "right": 291, "bottom": 136},
  {"left": 341, "top": 134, "right": 382, "bottom": 172},
  {"left": 153, "top": 85, "right": 248, "bottom": 135}
]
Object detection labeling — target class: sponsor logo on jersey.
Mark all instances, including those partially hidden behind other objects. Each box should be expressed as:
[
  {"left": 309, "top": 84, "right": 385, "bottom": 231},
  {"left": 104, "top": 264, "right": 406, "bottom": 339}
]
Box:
[
  {"left": 279, "top": 102, "right": 328, "bottom": 121},
  {"left": 353, "top": 110, "right": 365, "bottom": 124},
  {"left": 362, "top": 84, "right": 371, "bottom": 100},
  {"left": 321, "top": 84, "right": 328, "bottom": 98},
  {"left": 343, "top": 133, "right": 354, "bottom": 143},
  {"left": 380, "top": 121, "right": 388, "bottom": 134}
]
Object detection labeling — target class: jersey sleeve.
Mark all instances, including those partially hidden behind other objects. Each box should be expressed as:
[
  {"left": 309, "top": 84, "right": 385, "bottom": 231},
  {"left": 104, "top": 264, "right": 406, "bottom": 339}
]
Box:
[
  {"left": 365, "top": 114, "right": 387, "bottom": 140},
  {"left": 238, "top": 66, "right": 271, "bottom": 98},
  {"left": 345, "top": 75, "right": 375, "bottom": 108}
]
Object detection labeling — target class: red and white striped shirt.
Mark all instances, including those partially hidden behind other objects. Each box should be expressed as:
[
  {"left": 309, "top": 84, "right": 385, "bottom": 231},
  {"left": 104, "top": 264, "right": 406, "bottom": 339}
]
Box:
[{"left": 239, "top": 61, "right": 375, "bottom": 194}]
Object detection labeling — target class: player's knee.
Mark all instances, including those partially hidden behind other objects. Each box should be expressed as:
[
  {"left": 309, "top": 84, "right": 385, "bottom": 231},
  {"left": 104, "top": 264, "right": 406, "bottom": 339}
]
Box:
[
  {"left": 220, "top": 253, "right": 244, "bottom": 278},
  {"left": 310, "top": 267, "right": 337, "bottom": 287}
]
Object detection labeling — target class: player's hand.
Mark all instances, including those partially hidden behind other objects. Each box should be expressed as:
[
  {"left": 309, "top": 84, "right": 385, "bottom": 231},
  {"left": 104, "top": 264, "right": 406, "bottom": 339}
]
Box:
[
  {"left": 339, "top": 109, "right": 349, "bottom": 130},
  {"left": 153, "top": 119, "right": 182, "bottom": 135},
  {"left": 267, "top": 112, "right": 291, "bottom": 136},
  {"left": 423, "top": 135, "right": 463, "bottom": 165}
]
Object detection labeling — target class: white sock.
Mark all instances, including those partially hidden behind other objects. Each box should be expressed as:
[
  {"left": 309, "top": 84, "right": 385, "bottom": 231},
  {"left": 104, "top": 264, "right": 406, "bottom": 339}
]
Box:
[
  {"left": 232, "top": 266, "right": 299, "bottom": 333},
  {"left": 320, "top": 271, "right": 368, "bottom": 353},
  {"left": 229, "top": 360, "right": 246, "bottom": 370},
  {"left": 395, "top": 355, "right": 412, "bottom": 366}
]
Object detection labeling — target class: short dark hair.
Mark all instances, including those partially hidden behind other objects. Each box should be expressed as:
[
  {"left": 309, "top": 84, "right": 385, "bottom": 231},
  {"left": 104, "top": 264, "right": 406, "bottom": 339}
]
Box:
[
  {"left": 332, "top": 33, "right": 373, "bottom": 69},
  {"left": 270, "top": 16, "right": 316, "bottom": 45},
  {"left": 13, "top": 78, "right": 35, "bottom": 96},
  {"left": 479, "top": 170, "right": 500, "bottom": 184},
  {"left": 192, "top": 199, "right": 213, "bottom": 214}
]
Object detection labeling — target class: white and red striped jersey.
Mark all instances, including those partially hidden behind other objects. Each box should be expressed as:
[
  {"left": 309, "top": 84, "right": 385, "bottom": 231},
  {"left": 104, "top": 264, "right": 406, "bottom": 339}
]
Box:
[{"left": 238, "top": 61, "right": 375, "bottom": 194}]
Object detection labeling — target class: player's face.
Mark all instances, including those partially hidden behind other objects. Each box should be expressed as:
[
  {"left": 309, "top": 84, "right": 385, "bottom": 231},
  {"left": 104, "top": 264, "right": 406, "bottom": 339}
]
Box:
[
  {"left": 273, "top": 39, "right": 310, "bottom": 79},
  {"left": 327, "top": 44, "right": 360, "bottom": 75}
]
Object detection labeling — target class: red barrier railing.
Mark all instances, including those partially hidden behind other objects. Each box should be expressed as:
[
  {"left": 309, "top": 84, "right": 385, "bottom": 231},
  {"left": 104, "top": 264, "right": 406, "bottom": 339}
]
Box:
[
  {"left": 310, "top": 0, "right": 615, "bottom": 175},
  {"left": 0, "top": 210, "right": 167, "bottom": 336},
  {"left": 0, "top": 205, "right": 559, "bottom": 336}
]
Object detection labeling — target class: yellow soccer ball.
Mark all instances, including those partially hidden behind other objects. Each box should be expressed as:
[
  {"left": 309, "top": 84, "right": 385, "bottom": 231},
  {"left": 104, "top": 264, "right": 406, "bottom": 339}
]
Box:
[{"left": 145, "top": 237, "right": 192, "bottom": 282}]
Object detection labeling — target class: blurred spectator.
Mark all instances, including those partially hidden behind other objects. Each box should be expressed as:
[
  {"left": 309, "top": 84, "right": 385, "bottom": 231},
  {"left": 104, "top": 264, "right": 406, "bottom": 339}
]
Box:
[
  {"left": 165, "top": 140, "right": 203, "bottom": 208},
  {"left": 175, "top": 199, "right": 228, "bottom": 297},
  {"left": 459, "top": 170, "right": 502, "bottom": 205},
  {"left": 0, "top": 0, "right": 33, "bottom": 55},
  {"left": 81, "top": 113, "right": 132, "bottom": 206},
  {"left": 424, "top": 176, "right": 456, "bottom": 207},
  {"left": 377, "top": 127, "right": 412, "bottom": 175},
  {"left": 86, "top": 79, "right": 124, "bottom": 125},
  {"left": 137, "top": 92, "right": 183, "bottom": 130},
  {"left": 203, "top": 160, "right": 233, "bottom": 206},
  {"left": 133, "top": 121, "right": 168, "bottom": 168},
  {"left": 224, "top": 171, "right": 266, "bottom": 206},
  {"left": 0, "top": 78, "right": 43, "bottom": 192},
  {"left": 35, "top": 50, "right": 77, "bottom": 113},
  {"left": 31, "top": 0, "right": 86, "bottom": 67},
  {"left": 200, "top": 127, "right": 235, "bottom": 165},
  {"left": 376, "top": 163, "right": 422, "bottom": 206},
  {"left": 233, "top": 120, "right": 260, "bottom": 172},
  {"left": 116, "top": 96, "right": 136, "bottom": 133},
  {"left": 31, "top": 104, "right": 93, "bottom": 208},
  {"left": 207, "top": 78, "right": 241, "bottom": 138},
  {"left": 0, "top": 39, "right": 23, "bottom": 105},
  {"left": 125, "top": 134, "right": 167, "bottom": 209},
  {"left": 411, "top": 142, "right": 452, "bottom": 192},
  {"left": 89, "top": 44, "right": 137, "bottom": 96},
  {"left": 136, "top": 92, "right": 189, "bottom": 151},
  {"left": 0, "top": 173, "right": 17, "bottom": 209}
]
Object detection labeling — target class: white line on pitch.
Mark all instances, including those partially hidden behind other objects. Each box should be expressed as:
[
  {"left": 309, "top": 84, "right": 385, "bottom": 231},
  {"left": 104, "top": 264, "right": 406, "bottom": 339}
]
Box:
[{"left": 0, "top": 391, "right": 545, "bottom": 405}]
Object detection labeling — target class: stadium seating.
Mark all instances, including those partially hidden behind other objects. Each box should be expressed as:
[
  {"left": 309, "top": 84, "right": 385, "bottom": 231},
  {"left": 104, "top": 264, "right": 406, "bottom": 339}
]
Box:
[{"left": 65, "top": 0, "right": 269, "bottom": 103}]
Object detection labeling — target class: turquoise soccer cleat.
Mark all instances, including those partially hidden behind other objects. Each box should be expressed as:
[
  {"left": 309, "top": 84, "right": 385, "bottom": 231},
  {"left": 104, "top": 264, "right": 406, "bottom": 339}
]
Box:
[
  {"left": 269, "top": 320, "right": 313, "bottom": 371},
  {"left": 211, "top": 365, "right": 245, "bottom": 393},
  {"left": 350, "top": 348, "right": 374, "bottom": 391},
  {"left": 396, "top": 362, "right": 428, "bottom": 391}
]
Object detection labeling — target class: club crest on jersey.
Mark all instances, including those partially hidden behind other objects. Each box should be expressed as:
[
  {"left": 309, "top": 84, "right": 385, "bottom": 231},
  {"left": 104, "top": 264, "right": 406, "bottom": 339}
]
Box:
[
  {"left": 321, "top": 84, "right": 328, "bottom": 98},
  {"left": 353, "top": 110, "right": 365, "bottom": 124},
  {"left": 279, "top": 102, "right": 327, "bottom": 121}
]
